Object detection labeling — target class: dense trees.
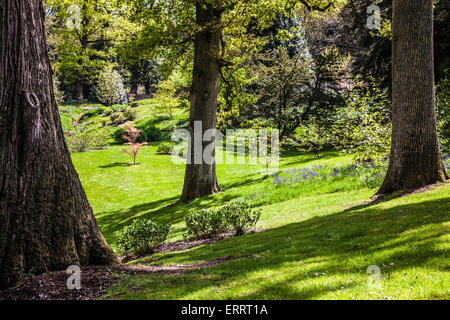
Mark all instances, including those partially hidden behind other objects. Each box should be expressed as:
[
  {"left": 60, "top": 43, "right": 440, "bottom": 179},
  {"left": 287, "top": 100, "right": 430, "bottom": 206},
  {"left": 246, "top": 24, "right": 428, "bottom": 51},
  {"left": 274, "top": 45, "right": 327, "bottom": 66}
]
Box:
[
  {"left": 46, "top": 0, "right": 132, "bottom": 101},
  {"left": 253, "top": 46, "right": 350, "bottom": 141},
  {"left": 0, "top": 0, "right": 117, "bottom": 288},
  {"left": 178, "top": 0, "right": 345, "bottom": 201}
]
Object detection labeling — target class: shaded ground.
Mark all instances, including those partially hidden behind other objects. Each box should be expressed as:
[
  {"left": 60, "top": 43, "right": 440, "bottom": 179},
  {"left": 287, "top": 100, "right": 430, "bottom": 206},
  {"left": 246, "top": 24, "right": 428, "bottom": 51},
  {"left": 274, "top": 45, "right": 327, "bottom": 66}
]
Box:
[
  {"left": 0, "top": 228, "right": 259, "bottom": 300},
  {"left": 0, "top": 258, "right": 233, "bottom": 300},
  {"left": 122, "top": 229, "right": 262, "bottom": 262}
]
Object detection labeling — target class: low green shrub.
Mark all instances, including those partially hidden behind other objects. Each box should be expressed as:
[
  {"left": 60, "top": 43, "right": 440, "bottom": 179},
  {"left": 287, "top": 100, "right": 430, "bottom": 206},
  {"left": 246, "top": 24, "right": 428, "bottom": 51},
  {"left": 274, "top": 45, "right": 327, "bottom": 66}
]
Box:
[
  {"left": 184, "top": 200, "right": 262, "bottom": 239},
  {"left": 221, "top": 201, "right": 262, "bottom": 236},
  {"left": 157, "top": 142, "right": 175, "bottom": 154},
  {"left": 66, "top": 129, "right": 110, "bottom": 152},
  {"left": 102, "top": 107, "right": 113, "bottom": 116},
  {"left": 66, "top": 132, "right": 91, "bottom": 152},
  {"left": 115, "top": 219, "right": 170, "bottom": 255},
  {"left": 123, "top": 108, "right": 137, "bottom": 121},
  {"left": 184, "top": 209, "right": 229, "bottom": 239},
  {"left": 110, "top": 113, "right": 122, "bottom": 124}
]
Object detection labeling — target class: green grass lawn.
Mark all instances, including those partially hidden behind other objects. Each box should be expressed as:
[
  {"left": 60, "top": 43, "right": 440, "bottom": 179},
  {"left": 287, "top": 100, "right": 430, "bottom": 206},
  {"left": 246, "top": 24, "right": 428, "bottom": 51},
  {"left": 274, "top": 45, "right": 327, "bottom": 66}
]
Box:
[{"left": 71, "top": 144, "right": 450, "bottom": 300}]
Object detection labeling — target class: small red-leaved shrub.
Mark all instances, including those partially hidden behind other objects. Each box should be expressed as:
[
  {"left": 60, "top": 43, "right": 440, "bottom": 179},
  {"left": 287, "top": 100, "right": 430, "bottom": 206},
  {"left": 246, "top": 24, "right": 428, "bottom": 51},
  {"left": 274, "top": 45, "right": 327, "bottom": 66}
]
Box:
[{"left": 121, "top": 122, "right": 147, "bottom": 165}]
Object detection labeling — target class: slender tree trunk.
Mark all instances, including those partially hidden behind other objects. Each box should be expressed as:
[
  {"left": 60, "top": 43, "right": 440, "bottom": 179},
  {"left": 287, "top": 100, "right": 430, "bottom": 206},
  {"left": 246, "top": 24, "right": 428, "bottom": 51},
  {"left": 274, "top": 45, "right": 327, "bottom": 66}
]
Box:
[
  {"left": 0, "top": 0, "right": 118, "bottom": 288},
  {"left": 180, "top": 0, "right": 222, "bottom": 202},
  {"left": 130, "top": 70, "right": 139, "bottom": 95},
  {"left": 377, "top": 0, "right": 449, "bottom": 194},
  {"left": 74, "top": 79, "right": 84, "bottom": 101}
]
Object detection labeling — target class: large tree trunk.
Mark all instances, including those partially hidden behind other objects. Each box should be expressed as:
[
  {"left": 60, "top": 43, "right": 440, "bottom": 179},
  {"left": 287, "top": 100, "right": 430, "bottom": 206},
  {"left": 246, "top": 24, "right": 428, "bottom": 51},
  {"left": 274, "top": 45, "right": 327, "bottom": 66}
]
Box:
[
  {"left": 0, "top": 0, "right": 118, "bottom": 288},
  {"left": 180, "top": 0, "right": 222, "bottom": 202},
  {"left": 377, "top": 0, "right": 449, "bottom": 194}
]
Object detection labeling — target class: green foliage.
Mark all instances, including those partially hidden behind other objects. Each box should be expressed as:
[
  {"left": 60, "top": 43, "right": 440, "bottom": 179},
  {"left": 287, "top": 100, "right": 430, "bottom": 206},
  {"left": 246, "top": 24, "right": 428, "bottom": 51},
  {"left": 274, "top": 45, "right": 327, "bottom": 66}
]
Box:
[
  {"left": 156, "top": 142, "right": 175, "bottom": 155},
  {"left": 66, "top": 127, "right": 110, "bottom": 152},
  {"left": 252, "top": 47, "right": 311, "bottom": 139},
  {"left": 137, "top": 125, "right": 162, "bottom": 142},
  {"left": 437, "top": 70, "right": 450, "bottom": 153},
  {"left": 53, "top": 76, "right": 65, "bottom": 103},
  {"left": 115, "top": 219, "right": 170, "bottom": 255},
  {"left": 252, "top": 46, "right": 350, "bottom": 140},
  {"left": 123, "top": 108, "right": 137, "bottom": 122},
  {"left": 333, "top": 81, "right": 392, "bottom": 162},
  {"left": 79, "top": 107, "right": 105, "bottom": 121},
  {"left": 153, "top": 69, "right": 188, "bottom": 118},
  {"left": 46, "top": 0, "right": 134, "bottom": 99},
  {"left": 220, "top": 201, "right": 262, "bottom": 236},
  {"left": 184, "top": 209, "right": 229, "bottom": 240},
  {"left": 95, "top": 67, "right": 127, "bottom": 106},
  {"left": 184, "top": 200, "right": 262, "bottom": 239}
]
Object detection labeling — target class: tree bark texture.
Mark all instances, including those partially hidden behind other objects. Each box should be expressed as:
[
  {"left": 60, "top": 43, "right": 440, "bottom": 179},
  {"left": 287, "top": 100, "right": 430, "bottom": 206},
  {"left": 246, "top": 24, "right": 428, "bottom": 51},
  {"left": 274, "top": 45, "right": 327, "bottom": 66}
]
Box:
[
  {"left": 0, "top": 0, "right": 118, "bottom": 288},
  {"left": 378, "top": 0, "right": 449, "bottom": 194},
  {"left": 180, "top": 0, "right": 222, "bottom": 202}
]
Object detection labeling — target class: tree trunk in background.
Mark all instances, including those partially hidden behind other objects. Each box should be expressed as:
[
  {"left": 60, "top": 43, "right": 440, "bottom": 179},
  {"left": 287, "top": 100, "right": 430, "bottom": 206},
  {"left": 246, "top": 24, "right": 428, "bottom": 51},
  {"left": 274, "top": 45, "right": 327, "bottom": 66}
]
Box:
[
  {"left": 180, "top": 0, "right": 222, "bottom": 202},
  {"left": 0, "top": 0, "right": 118, "bottom": 288},
  {"left": 74, "top": 79, "right": 84, "bottom": 101},
  {"left": 144, "top": 83, "right": 152, "bottom": 96},
  {"left": 377, "top": 0, "right": 449, "bottom": 194},
  {"left": 130, "top": 70, "right": 139, "bottom": 95}
]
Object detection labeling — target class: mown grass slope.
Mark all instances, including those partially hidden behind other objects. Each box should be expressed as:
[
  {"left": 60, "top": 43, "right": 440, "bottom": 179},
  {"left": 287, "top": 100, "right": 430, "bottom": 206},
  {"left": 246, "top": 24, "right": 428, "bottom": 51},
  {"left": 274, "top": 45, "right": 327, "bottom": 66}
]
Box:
[{"left": 71, "top": 144, "right": 449, "bottom": 300}]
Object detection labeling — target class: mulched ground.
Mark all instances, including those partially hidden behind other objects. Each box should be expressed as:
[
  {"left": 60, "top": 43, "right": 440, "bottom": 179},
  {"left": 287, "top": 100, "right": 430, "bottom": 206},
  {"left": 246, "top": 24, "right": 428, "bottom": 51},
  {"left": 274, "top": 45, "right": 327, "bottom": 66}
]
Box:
[
  {"left": 0, "top": 230, "right": 252, "bottom": 300},
  {"left": 120, "top": 229, "right": 261, "bottom": 263},
  {"left": 0, "top": 257, "right": 233, "bottom": 300}
]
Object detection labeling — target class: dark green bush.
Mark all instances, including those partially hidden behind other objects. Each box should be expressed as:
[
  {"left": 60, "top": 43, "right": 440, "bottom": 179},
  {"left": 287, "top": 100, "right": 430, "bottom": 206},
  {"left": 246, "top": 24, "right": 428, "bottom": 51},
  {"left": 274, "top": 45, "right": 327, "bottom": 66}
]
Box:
[
  {"left": 113, "top": 127, "right": 126, "bottom": 144},
  {"left": 184, "top": 200, "right": 262, "bottom": 239},
  {"left": 138, "top": 126, "right": 162, "bottom": 142},
  {"left": 115, "top": 219, "right": 170, "bottom": 255}
]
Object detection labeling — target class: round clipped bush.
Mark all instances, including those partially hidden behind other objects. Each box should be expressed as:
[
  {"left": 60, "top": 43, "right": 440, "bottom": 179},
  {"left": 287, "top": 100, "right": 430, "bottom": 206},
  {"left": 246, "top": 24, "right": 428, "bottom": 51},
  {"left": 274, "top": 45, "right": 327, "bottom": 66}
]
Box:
[
  {"left": 184, "top": 200, "right": 262, "bottom": 239},
  {"left": 184, "top": 209, "right": 228, "bottom": 240},
  {"left": 221, "top": 200, "right": 262, "bottom": 236},
  {"left": 115, "top": 219, "right": 170, "bottom": 255}
]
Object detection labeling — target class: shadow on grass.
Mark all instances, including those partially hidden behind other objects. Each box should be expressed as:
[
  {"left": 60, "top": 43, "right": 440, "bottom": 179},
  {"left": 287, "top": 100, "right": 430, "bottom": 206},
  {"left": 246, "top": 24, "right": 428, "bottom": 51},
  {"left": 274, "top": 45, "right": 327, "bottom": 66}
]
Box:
[
  {"left": 116, "top": 196, "right": 450, "bottom": 299},
  {"left": 97, "top": 192, "right": 242, "bottom": 245},
  {"left": 99, "top": 162, "right": 131, "bottom": 169}
]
